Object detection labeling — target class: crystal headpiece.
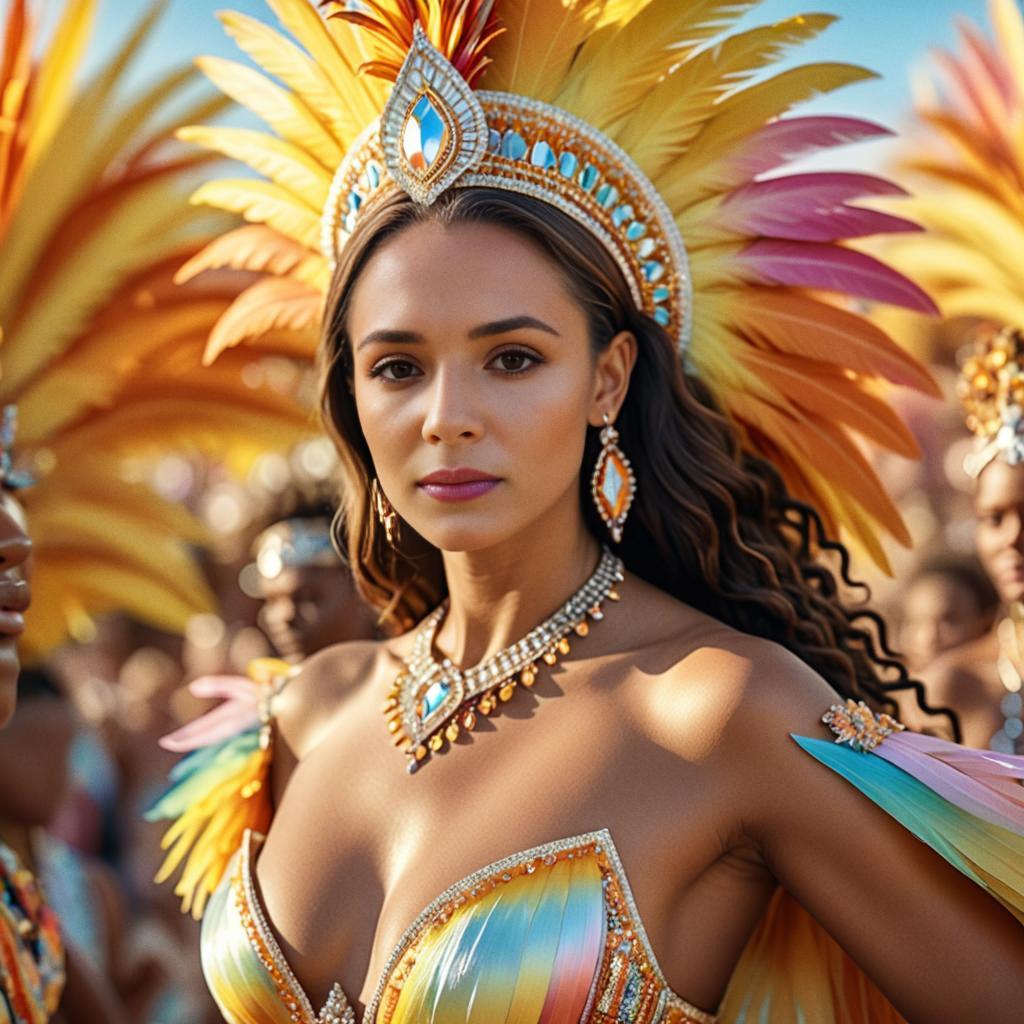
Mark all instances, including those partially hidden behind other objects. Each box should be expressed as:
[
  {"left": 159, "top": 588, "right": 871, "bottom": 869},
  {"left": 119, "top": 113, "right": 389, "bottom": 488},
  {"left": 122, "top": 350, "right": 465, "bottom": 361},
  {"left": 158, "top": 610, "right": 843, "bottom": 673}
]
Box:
[
  {"left": 958, "top": 325, "right": 1024, "bottom": 478},
  {"left": 255, "top": 518, "right": 338, "bottom": 579},
  {"left": 322, "top": 25, "right": 691, "bottom": 347}
]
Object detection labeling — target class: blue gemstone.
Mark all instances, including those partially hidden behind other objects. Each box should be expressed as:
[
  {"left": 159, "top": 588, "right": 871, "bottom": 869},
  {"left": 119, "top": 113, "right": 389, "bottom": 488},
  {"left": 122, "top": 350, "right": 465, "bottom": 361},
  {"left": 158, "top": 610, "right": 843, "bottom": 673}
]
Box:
[
  {"left": 366, "top": 163, "right": 381, "bottom": 188},
  {"left": 643, "top": 261, "right": 665, "bottom": 283},
  {"left": 530, "top": 140, "right": 557, "bottom": 169},
  {"left": 652, "top": 286, "right": 671, "bottom": 302},
  {"left": 653, "top": 306, "right": 671, "bottom": 326},
  {"left": 626, "top": 220, "right": 647, "bottom": 241},
  {"left": 579, "top": 164, "right": 599, "bottom": 191},
  {"left": 637, "top": 238, "right": 655, "bottom": 258},
  {"left": 488, "top": 129, "right": 502, "bottom": 153},
  {"left": 421, "top": 680, "right": 450, "bottom": 719},
  {"left": 348, "top": 191, "right": 362, "bottom": 211},
  {"left": 501, "top": 130, "right": 528, "bottom": 160},
  {"left": 558, "top": 152, "right": 578, "bottom": 177},
  {"left": 595, "top": 183, "right": 619, "bottom": 209},
  {"left": 402, "top": 93, "right": 448, "bottom": 172},
  {"left": 612, "top": 203, "right": 634, "bottom": 227}
]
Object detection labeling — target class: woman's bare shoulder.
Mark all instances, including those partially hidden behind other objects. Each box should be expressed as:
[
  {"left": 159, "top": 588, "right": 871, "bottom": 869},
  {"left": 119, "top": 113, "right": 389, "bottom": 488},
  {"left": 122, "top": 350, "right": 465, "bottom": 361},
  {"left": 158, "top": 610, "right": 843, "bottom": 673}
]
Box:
[
  {"left": 623, "top": 578, "right": 838, "bottom": 762},
  {"left": 273, "top": 631, "right": 414, "bottom": 760}
]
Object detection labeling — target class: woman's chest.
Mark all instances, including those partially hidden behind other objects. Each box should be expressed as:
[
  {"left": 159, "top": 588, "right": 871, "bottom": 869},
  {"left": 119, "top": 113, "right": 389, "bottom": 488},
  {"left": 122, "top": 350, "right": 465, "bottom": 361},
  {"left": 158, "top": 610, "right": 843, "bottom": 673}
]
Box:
[{"left": 255, "top": 683, "right": 729, "bottom": 1014}]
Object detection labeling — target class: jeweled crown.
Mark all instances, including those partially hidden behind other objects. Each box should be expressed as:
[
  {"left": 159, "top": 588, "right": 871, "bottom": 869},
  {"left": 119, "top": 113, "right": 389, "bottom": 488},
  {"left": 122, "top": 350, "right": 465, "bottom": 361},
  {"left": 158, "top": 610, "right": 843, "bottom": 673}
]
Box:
[
  {"left": 958, "top": 325, "right": 1024, "bottom": 477},
  {"left": 322, "top": 25, "right": 691, "bottom": 347}
]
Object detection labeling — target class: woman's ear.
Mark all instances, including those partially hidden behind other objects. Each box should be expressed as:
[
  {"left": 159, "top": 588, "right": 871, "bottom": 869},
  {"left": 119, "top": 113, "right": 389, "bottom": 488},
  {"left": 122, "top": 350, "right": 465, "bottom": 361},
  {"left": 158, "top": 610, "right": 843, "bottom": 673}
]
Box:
[{"left": 589, "top": 330, "right": 637, "bottom": 425}]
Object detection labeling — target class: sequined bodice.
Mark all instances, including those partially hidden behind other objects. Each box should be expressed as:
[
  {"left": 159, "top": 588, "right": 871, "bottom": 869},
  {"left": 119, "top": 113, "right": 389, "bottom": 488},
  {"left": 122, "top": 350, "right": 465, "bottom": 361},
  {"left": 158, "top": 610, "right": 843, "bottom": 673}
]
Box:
[{"left": 200, "top": 829, "right": 715, "bottom": 1024}]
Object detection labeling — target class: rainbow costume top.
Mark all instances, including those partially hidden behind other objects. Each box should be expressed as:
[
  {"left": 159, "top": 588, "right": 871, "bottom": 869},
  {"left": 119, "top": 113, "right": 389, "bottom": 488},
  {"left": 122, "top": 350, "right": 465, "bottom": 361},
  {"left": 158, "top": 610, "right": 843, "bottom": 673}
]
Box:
[{"left": 148, "top": 663, "right": 1024, "bottom": 1024}]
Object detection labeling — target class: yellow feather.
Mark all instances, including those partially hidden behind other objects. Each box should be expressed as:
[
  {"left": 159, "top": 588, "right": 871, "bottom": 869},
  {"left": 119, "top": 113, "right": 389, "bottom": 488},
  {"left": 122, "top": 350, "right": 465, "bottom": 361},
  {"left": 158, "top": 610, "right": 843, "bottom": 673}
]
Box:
[
  {"left": 21, "top": 0, "right": 96, "bottom": 167},
  {"left": 204, "top": 277, "right": 324, "bottom": 363},
  {"left": 664, "top": 63, "right": 877, "bottom": 209},
  {"left": 484, "top": 0, "right": 601, "bottom": 103},
  {"left": 190, "top": 178, "right": 322, "bottom": 250},
  {"left": 618, "top": 14, "right": 837, "bottom": 180},
  {"left": 217, "top": 10, "right": 362, "bottom": 147},
  {"left": 267, "top": 0, "right": 386, "bottom": 126},
  {"left": 594, "top": 0, "right": 650, "bottom": 30},
  {"left": 0, "top": 185, "right": 207, "bottom": 399},
  {"left": 991, "top": 0, "right": 1024, "bottom": 90},
  {"left": 557, "top": 0, "right": 758, "bottom": 131},
  {"left": 178, "top": 125, "right": 330, "bottom": 212},
  {"left": 195, "top": 56, "right": 343, "bottom": 169},
  {"left": 174, "top": 225, "right": 321, "bottom": 284}
]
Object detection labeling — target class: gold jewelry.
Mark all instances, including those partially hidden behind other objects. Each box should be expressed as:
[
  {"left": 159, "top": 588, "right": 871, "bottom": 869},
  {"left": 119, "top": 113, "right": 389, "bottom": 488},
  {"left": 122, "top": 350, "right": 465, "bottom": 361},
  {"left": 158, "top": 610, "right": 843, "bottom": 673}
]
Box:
[
  {"left": 384, "top": 548, "right": 624, "bottom": 773},
  {"left": 591, "top": 413, "right": 636, "bottom": 544},
  {"left": 371, "top": 478, "right": 399, "bottom": 545}
]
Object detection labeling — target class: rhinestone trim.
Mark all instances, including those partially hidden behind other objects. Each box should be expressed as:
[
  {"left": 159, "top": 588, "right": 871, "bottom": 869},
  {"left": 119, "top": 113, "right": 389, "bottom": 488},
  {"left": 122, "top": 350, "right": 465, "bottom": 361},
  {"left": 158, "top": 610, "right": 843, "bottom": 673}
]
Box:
[{"left": 386, "top": 549, "right": 624, "bottom": 769}]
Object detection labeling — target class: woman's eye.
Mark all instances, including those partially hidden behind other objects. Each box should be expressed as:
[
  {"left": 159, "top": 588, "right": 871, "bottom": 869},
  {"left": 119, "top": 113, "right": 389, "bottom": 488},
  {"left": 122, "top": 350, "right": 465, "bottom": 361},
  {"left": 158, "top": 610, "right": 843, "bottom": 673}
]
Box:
[
  {"left": 371, "top": 359, "right": 421, "bottom": 381},
  {"left": 489, "top": 350, "right": 539, "bottom": 374}
]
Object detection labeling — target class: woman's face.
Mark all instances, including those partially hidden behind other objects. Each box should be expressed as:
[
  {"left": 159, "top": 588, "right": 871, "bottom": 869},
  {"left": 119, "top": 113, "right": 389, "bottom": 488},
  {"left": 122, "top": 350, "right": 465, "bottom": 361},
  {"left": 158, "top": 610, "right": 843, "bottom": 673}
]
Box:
[
  {"left": 0, "top": 491, "right": 31, "bottom": 728},
  {"left": 349, "top": 220, "right": 627, "bottom": 553},
  {"left": 975, "top": 459, "right": 1024, "bottom": 605}
]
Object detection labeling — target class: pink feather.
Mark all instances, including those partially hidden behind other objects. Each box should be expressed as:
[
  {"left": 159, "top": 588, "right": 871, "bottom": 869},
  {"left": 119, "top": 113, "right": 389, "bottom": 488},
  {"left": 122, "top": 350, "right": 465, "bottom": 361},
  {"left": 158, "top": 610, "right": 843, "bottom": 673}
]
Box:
[
  {"left": 957, "top": 18, "right": 1016, "bottom": 107},
  {"left": 718, "top": 172, "right": 920, "bottom": 241},
  {"left": 737, "top": 240, "right": 940, "bottom": 314},
  {"left": 723, "top": 116, "right": 893, "bottom": 181},
  {"left": 159, "top": 674, "right": 261, "bottom": 753},
  {"left": 877, "top": 732, "right": 1024, "bottom": 835}
]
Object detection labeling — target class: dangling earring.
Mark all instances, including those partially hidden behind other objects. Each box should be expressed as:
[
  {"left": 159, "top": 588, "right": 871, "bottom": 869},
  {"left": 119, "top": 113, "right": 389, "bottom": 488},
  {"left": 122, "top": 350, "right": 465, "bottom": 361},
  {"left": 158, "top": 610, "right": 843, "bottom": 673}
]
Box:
[
  {"left": 372, "top": 478, "right": 399, "bottom": 545},
  {"left": 591, "top": 413, "right": 636, "bottom": 543}
]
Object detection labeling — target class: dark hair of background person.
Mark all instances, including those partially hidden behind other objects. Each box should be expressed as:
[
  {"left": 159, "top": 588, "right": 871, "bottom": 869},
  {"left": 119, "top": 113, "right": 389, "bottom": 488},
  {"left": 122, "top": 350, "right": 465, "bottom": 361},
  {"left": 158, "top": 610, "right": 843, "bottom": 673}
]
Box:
[{"left": 318, "top": 187, "right": 959, "bottom": 739}]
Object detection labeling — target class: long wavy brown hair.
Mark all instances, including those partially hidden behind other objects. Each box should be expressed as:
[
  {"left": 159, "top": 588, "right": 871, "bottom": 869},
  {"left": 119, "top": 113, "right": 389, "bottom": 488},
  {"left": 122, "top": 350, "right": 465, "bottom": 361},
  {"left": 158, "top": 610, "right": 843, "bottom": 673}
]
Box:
[{"left": 320, "top": 188, "right": 957, "bottom": 737}]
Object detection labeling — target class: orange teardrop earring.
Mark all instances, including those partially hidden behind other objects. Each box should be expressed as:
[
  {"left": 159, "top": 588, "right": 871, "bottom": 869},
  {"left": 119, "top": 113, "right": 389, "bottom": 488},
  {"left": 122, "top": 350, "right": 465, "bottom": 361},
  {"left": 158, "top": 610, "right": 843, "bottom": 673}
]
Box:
[{"left": 591, "top": 413, "right": 636, "bottom": 543}]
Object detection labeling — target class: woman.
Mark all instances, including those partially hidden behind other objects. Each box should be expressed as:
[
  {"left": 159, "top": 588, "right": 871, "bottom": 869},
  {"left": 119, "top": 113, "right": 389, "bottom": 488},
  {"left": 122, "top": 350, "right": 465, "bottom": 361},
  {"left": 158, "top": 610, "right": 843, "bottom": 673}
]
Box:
[{"left": 151, "top": 2, "right": 1024, "bottom": 1022}]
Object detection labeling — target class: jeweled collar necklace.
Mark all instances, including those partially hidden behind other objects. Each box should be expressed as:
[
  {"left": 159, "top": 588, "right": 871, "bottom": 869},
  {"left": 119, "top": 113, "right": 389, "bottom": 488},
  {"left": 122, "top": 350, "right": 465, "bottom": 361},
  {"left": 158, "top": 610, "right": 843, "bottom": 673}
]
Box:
[{"left": 384, "top": 548, "right": 624, "bottom": 773}]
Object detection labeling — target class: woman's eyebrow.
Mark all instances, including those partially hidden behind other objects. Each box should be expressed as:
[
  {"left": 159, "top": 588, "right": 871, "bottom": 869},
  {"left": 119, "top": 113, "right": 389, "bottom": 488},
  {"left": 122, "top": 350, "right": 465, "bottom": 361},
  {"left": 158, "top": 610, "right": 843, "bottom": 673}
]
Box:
[
  {"left": 357, "top": 316, "right": 560, "bottom": 350},
  {"left": 468, "top": 315, "right": 560, "bottom": 339}
]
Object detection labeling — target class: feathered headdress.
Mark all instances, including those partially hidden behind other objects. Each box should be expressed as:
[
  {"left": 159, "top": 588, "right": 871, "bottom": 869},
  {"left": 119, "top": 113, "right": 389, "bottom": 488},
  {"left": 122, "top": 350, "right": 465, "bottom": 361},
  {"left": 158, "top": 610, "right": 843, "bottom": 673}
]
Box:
[
  {"left": 0, "top": 0, "right": 314, "bottom": 659},
  {"left": 178, "top": 0, "right": 941, "bottom": 571},
  {"left": 880, "top": 0, "right": 1024, "bottom": 346}
]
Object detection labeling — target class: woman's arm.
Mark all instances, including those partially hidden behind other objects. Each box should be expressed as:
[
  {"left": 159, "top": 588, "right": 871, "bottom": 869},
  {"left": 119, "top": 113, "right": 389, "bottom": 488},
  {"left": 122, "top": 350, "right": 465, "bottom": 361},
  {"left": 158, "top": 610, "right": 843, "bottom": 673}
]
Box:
[{"left": 737, "top": 657, "right": 1024, "bottom": 1023}]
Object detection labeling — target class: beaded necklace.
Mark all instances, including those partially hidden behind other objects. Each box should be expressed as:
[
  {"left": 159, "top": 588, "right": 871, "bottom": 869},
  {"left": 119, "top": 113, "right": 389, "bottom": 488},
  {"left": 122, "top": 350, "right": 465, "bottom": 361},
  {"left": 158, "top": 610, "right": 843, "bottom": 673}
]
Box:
[{"left": 384, "top": 549, "right": 624, "bottom": 773}]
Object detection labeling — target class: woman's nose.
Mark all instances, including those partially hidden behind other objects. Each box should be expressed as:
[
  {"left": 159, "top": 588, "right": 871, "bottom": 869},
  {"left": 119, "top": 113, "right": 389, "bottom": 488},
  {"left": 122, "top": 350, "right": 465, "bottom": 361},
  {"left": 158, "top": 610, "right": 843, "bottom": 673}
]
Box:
[{"left": 420, "top": 366, "right": 483, "bottom": 445}]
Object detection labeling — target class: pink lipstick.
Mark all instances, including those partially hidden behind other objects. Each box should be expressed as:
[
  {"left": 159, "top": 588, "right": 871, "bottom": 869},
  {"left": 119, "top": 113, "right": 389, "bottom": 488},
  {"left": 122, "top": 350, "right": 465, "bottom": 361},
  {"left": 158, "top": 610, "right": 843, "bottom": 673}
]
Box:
[{"left": 418, "top": 468, "right": 501, "bottom": 502}]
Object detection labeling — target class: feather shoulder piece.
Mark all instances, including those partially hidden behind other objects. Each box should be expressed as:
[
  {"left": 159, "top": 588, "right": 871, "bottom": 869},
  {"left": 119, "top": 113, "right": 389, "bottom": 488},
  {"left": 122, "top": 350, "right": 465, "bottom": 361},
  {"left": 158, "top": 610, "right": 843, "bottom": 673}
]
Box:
[
  {"left": 719, "top": 700, "right": 1024, "bottom": 1020},
  {"left": 178, "top": 0, "right": 941, "bottom": 572},
  {"left": 146, "top": 658, "right": 298, "bottom": 919}
]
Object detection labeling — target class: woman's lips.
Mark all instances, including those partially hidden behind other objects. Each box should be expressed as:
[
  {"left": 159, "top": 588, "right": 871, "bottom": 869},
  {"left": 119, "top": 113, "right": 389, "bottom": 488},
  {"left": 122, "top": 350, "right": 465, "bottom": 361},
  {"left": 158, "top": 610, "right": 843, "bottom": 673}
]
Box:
[
  {"left": 0, "top": 578, "right": 29, "bottom": 638},
  {"left": 418, "top": 468, "right": 501, "bottom": 503}
]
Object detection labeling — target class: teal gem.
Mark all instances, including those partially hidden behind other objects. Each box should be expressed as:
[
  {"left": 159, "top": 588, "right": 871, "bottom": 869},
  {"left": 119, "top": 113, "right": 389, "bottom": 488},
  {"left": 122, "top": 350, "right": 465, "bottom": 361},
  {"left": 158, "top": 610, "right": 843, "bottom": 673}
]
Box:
[
  {"left": 501, "top": 130, "right": 528, "bottom": 160},
  {"left": 596, "top": 183, "right": 618, "bottom": 208},
  {"left": 366, "top": 163, "right": 381, "bottom": 188},
  {"left": 612, "top": 203, "right": 634, "bottom": 227},
  {"left": 488, "top": 129, "right": 502, "bottom": 153},
  {"left": 421, "top": 680, "right": 450, "bottom": 719},
  {"left": 653, "top": 307, "right": 671, "bottom": 326},
  {"left": 348, "top": 191, "right": 362, "bottom": 211},
  {"left": 643, "top": 261, "right": 665, "bottom": 283},
  {"left": 530, "top": 140, "right": 557, "bottom": 169},
  {"left": 579, "top": 164, "right": 599, "bottom": 191},
  {"left": 558, "top": 152, "right": 578, "bottom": 177},
  {"left": 637, "top": 238, "right": 656, "bottom": 258},
  {"left": 402, "top": 93, "right": 448, "bottom": 173},
  {"left": 652, "top": 286, "right": 671, "bottom": 302},
  {"left": 626, "top": 220, "right": 647, "bottom": 241}
]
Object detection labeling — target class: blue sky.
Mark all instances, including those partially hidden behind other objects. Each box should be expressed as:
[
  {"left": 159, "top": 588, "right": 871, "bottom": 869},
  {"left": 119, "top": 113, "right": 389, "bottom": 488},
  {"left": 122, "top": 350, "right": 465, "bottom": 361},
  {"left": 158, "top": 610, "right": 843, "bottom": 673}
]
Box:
[{"left": 16, "top": 0, "right": 996, "bottom": 168}]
